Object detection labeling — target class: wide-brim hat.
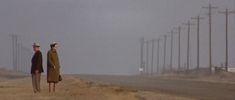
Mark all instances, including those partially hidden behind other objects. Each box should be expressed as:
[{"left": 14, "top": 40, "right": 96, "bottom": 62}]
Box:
[
  {"left": 50, "top": 42, "right": 58, "bottom": 46},
  {"left": 33, "top": 43, "right": 40, "bottom": 47}
]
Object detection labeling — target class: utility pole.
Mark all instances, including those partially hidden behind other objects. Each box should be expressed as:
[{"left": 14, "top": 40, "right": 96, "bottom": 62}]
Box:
[
  {"left": 218, "top": 8, "right": 235, "bottom": 72},
  {"left": 156, "top": 38, "right": 160, "bottom": 74},
  {"left": 167, "top": 30, "right": 176, "bottom": 71},
  {"left": 191, "top": 16, "right": 204, "bottom": 71},
  {"left": 145, "top": 40, "right": 150, "bottom": 75},
  {"left": 140, "top": 37, "right": 144, "bottom": 75},
  {"left": 10, "top": 33, "right": 17, "bottom": 71},
  {"left": 12, "top": 34, "right": 16, "bottom": 71},
  {"left": 174, "top": 26, "right": 182, "bottom": 71},
  {"left": 170, "top": 31, "right": 174, "bottom": 71},
  {"left": 183, "top": 21, "right": 194, "bottom": 71},
  {"left": 10, "top": 33, "right": 21, "bottom": 71},
  {"left": 163, "top": 35, "right": 167, "bottom": 73},
  {"left": 202, "top": 3, "right": 218, "bottom": 72},
  {"left": 16, "top": 42, "right": 20, "bottom": 72},
  {"left": 151, "top": 39, "right": 155, "bottom": 76}
]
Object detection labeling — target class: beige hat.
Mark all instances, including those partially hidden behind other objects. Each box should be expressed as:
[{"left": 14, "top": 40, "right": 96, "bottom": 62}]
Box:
[
  {"left": 50, "top": 42, "right": 58, "bottom": 46},
  {"left": 33, "top": 43, "right": 40, "bottom": 47}
]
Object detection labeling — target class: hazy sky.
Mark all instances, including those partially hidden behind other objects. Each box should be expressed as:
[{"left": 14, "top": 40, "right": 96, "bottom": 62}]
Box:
[{"left": 0, "top": 0, "right": 234, "bottom": 75}]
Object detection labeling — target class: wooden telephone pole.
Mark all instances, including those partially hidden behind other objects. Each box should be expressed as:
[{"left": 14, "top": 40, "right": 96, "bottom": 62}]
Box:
[
  {"left": 140, "top": 37, "right": 145, "bottom": 75},
  {"left": 10, "top": 33, "right": 18, "bottom": 71},
  {"left": 174, "top": 26, "right": 182, "bottom": 71},
  {"left": 156, "top": 38, "right": 160, "bottom": 74},
  {"left": 218, "top": 8, "right": 235, "bottom": 72},
  {"left": 183, "top": 21, "right": 194, "bottom": 71},
  {"left": 163, "top": 35, "right": 167, "bottom": 73},
  {"left": 191, "top": 16, "right": 204, "bottom": 71},
  {"left": 202, "top": 3, "right": 218, "bottom": 72}
]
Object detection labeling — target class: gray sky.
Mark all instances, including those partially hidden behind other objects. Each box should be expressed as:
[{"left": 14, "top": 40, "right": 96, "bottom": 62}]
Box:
[{"left": 0, "top": 0, "right": 234, "bottom": 75}]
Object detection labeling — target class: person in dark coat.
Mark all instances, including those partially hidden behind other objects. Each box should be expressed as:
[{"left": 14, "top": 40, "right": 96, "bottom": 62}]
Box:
[
  {"left": 47, "top": 42, "right": 61, "bottom": 93},
  {"left": 31, "top": 43, "right": 44, "bottom": 93}
]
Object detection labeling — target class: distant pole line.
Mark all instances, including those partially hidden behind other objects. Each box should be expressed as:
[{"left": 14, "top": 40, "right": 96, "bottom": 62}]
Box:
[{"left": 139, "top": 2, "right": 235, "bottom": 75}]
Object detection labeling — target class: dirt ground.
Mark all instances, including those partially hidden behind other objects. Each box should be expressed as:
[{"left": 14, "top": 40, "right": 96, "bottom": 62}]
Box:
[
  {"left": 0, "top": 75, "right": 195, "bottom": 100},
  {"left": 78, "top": 74, "right": 235, "bottom": 100},
  {"left": 160, "top": 71, "right": 235, "bottom": 84}
]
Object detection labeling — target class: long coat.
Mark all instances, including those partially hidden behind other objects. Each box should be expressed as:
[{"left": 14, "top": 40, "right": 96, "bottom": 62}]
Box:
[
  {"left": 47, "top": 49, "right": 60, "bottom": 83},
  {"left": 31, "top": 51, "right": 44, "bottom": 74}
]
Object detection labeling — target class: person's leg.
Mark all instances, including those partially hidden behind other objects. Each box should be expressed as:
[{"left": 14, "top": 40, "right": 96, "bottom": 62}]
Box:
[
  {"left": 31, "top": 74, "right": 37, "bottom": 93},
  {"left": 53, "top": 83, "right": 56, "bottom": 92},
  {"left": 35, "top": 73, "right": 41, "bottom": 92},
  {"left": 49, "top": 83, "right": 51, "bottom": 93},
  {"left": 39, "top": 73, "right": 41, "bottom": 92}
]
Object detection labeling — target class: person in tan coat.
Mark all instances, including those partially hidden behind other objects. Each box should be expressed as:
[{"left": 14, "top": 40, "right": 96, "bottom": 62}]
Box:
[{"left": 47, "top": 42, "right": 60, "bottom": 92}]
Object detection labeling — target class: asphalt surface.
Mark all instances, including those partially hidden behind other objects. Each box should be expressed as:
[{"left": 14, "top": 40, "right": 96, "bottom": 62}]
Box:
[{"left": 78, "top": 75, "right": 235, "bottom": 100}]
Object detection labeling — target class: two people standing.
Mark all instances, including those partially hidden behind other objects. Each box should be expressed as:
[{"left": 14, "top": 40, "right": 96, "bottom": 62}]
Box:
[{"left": 31, "top": 42, "right": 61, "bottom": 93}]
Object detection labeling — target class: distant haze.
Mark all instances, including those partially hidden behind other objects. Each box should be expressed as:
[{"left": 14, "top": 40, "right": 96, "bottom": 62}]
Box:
[{"left": 0, "top": 0, "right": 234, "bottom": 75}]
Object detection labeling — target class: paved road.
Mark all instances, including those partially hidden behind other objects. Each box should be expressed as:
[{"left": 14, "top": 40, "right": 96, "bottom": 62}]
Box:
[{"left": 78, "top": 75, "right": 235, "bottom": 100}]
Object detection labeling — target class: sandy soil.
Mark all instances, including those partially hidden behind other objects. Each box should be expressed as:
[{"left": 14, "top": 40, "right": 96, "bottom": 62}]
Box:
[{"left": 0, "top": 75, "right": 195, "bottom": 100}]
